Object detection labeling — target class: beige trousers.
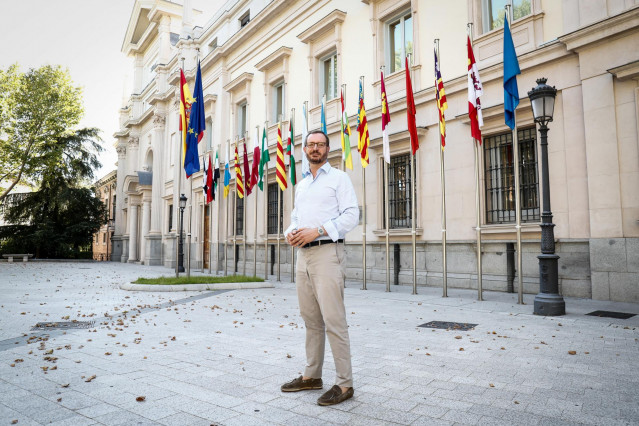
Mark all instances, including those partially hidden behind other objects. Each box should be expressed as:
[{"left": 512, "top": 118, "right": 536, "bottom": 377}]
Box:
[{"left": 295, "top": 242, "right": 353, "bottom": 387}]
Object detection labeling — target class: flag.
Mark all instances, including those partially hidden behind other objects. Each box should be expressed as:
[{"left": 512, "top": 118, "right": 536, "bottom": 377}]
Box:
[
  {"left": 340, "top": 89, "right": 353, "bottom": 170},
  {"left": 503, "top": 16, "right": 520, "bottom": 130},
  {"left": 320, "top": 96, "right": 327, "bottom": 134},
  {"left": 258, "top": 127, "right": 270, "bottom": 191},
  {"left": 250, "top": 127, "right": 260, "bottom": 189},
  {"left": 301, "top": 103, "right": 310, "bottom": 178},
  {"left": 243, "top": 139, "right": 251, "bottom": 196},
  {"left": 287, "top": 118, "right": 297, "bottom": 186},
  {"left": 435, "top": 49, "right": 448, "bottom": 149},
  {"left": 235, "top": 144, "right": 244, "bottom": 199},
  {"left": 204, "top": 155, "right": 214, "bottom": 204},
  {"left": 179, "top": 69, "right": 194, "bottom": 172},
  {"left": 202, "top": 156, "right": 208, "bottom": 196},
  {"left": 223, "top": 145, "right": 231, "bottom": 198},
  {"left": 381, "top": 70, "right": 391, "bottom": 164},
  {"left": 213, "top": 149, "right": 220, "bottom": 200},
  {"left": 276, "top": 122, "right": 287, "bottom": 191},
  {"left": 184, "top": 61, "right": 205, "bottom": 177},
  {"left": 405, "top": 57, "right": 419, "bottom": 155},
  {"left": 468, "top": 36, "right": 484, "bottom": 143},
  {"left": 357, "top": 80, "right": 370, "bottom": 168}
]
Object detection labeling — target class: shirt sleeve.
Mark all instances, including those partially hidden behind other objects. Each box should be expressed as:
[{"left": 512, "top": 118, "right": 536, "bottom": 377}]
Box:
[
  {"left": 322, "top": 172, "right": 359, "bottom": 241},
  {"left": 284, "top": 194, "right": 299, "bottom": 238}
]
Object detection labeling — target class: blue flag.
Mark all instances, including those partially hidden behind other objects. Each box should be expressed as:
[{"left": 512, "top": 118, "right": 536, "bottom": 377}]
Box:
[
  {"left": 503, "top": 16, "right": 520, "bottom": 130},
  {"left": 321, "top": 96, "right": 327, "bottom": 134},
  {"left": 184, "top": 61, "right": 205, "bottom": 177}
]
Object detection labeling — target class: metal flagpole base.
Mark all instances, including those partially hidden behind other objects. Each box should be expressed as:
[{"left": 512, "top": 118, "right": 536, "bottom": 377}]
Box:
[{"left": 533, "top": 254, "right": 565, "bottom": 316}]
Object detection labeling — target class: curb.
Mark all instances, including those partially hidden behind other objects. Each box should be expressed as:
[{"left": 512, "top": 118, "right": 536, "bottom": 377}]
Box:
[{"left": 119, "top": 281, "right": 274, "bottom": 292}]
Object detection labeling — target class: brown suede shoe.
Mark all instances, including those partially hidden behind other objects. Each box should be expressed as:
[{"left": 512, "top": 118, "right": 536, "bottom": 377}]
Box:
[
  {"left": 317, "top": 385, "right": 354, "bottom": 406},
  {"left": 281, "top": 376, "right": 323, "bottom": 392}
]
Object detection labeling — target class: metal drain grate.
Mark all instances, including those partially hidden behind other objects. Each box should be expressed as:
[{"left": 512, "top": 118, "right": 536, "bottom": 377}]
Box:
[
  {"left": 418, "top": 321, "right": 478, "bottom": 331},
  {"left": 586, "top": 310, "right": 636, "bottom": 319},
  {"left": 32, "top": 321, "right": 95, "bottom": 331}
]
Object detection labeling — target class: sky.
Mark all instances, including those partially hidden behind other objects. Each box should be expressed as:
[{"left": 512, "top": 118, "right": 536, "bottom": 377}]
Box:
[{"left": 0, "top": 0, "right": 135, "bottom": 181}]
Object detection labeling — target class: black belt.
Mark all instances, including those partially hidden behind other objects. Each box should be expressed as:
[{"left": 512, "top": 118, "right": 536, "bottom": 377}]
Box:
[{"left": 301, "top": 239, "right": 344, "bottom": 249}]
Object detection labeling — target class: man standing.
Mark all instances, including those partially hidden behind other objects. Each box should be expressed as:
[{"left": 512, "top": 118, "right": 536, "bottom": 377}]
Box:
[{"left": 282, "top": 130, "right": 359, "bottom": 406}]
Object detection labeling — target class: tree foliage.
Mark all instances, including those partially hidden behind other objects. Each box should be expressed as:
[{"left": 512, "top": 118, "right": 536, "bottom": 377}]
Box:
[
  {"left": 0, "top": 64, "right": 100, "bottom": 201},
  {"left": 0, "top": 64, "right": 107, "bottom": 258}
]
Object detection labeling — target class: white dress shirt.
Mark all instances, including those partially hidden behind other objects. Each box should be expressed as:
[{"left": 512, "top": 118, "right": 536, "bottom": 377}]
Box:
[{"left": 284, "top": 162, "right": 358, "bottom": 242}]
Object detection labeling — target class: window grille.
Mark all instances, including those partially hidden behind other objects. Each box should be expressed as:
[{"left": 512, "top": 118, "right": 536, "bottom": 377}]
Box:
[
  {"left": 235, "top": 196, "right": 244, "bottom": 236},
  {"left": 382, "top": 153, "right": 413, "bottom": 228},
  {"left": 168, "top": 204, "right": 173, "bottom": 233},
  {"left": 484, "top": 128, "right": 539, "bottom": 224},
  {"left": 267, "top": 183, "right": 283, "bottom": 234}
]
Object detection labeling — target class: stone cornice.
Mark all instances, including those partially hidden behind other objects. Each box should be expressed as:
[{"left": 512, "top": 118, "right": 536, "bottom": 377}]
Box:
[
  {"left": 223, "top": 72, "right": 253, "bottom": 93},
  {"left": 559, "top": 5, "right": 639, "bottom": 51},
  {"left": 255, "top": 47, "right": 293, "bottom": 72},
  {"left": 608, "top": 60, "right": 639, "bottom": 80},
  {"left": 297, "top": 9, "right": 347, "bottom": 44}
]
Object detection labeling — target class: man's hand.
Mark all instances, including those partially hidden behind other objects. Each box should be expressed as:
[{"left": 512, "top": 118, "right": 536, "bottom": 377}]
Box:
[{"left": 287, "top": 227, "right": 320, "bottom": 247}]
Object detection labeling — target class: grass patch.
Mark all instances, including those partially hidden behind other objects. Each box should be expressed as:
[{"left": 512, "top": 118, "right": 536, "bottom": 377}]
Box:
[{"left": 132, "top": 275, "right": 264, "bottom": 285}]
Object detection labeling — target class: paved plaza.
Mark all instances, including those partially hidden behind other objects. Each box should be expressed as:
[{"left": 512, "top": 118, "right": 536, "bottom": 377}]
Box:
[{"left": 0, "top": 261, "right": 638, "bottom": 425}]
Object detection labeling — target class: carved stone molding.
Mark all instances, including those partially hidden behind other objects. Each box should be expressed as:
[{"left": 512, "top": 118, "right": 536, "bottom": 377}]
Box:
[
  {"left": 116, "top": 146, "right": 127, "bottom": 158},
  {"left": 153, "top": 114, "right": 166, "bottom": 129},
  {"left": 127, "top": 137, "right": 139, "bottom": 148}
]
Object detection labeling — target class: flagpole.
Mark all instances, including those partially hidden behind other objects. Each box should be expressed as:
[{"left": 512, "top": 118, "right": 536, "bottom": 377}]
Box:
[
  {"left": 224, "top": 140, "right": 230, "bottom": 276},
  {"left": 407, "top": 53, "right": 417, "bottom": 296},
  {"left": 290, "top": 108, "right": 295, "bottom": 283},
  {"left": 468, "top": 23, "right": 484, "bottom": 301},
  {"left": 216, "top": 144, "right": 222, "bottom": 274},
  {"left": 382, "top": 66, "right": 390, "bottom": 293},
  {"left": 277, "top": 115, "right": 282, "bottom": 283},
  {"left": 505, "top": 4, "right": 524, "bottom": 305},
  {"left": 360, "top": 76, "right": 367, "bottom": 291},
  {"left": 341, "top": 85, "right": 346, "bottom": 172},
  {"left": 234, "top": 136, "right": 239, "bottom": 275},
  {"left": 264, "top": 121, "right": 269, "bottom": 280},
  {"left": 187, "top": 176, "right": 192, "bottom": 278},
  {"left": 243, "top": 131, "right": 248, "bottom": 276},
  {"left": 434, "top": 40, "right": 448, "bottom": 297},
  {"left": 254, "top": 126, "right": 259, "bottom": 278},
  {"left": 176, "top": 57, "right": 186, "bottom": 278}
]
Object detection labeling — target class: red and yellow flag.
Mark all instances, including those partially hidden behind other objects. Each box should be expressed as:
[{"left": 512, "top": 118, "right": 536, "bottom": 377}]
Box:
[
  {"left": 179, "top": 69, "right": 194, "bottom": 167},
  {"left": 276, "top": 123, "right": 287, "bottom": 191},
  {"left": 435, "top": 49, "right": 448, "bottom": 149},
  {"left": 405, "top": 57, "right": 419, "bottom": 155},
  {"left": 235, "top": 144, "right": 244, "bottom": 199},
  {"left": 357, "top": 80, "right": 370, "bottom": 168}
]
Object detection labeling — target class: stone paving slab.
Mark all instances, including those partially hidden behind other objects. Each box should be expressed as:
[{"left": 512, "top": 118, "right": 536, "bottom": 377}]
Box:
[{"left": 0, "top": 261, "right": 638, "bottom": 425}]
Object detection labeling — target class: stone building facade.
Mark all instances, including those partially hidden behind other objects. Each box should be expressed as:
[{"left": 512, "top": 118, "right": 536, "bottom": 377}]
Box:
[
  {"left": 92, "top": 170, "right": 117, "bottom": 261},
  {"left": 113, "top": 0, "right": 639, "bottom": 302}
]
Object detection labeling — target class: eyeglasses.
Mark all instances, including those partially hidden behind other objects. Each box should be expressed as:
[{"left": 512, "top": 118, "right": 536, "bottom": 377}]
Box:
[{"left": 306, "top": 142, "right": 327, "bottom": 149}]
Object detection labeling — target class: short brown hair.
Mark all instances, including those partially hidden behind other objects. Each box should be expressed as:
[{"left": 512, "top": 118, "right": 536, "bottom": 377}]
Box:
[{"left": 304, "top": 130, "right": 330, "bottom": 148}]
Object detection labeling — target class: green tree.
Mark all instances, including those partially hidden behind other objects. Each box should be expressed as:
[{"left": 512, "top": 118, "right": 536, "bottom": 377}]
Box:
[{"left": 0, "top": 64, "right": 94, "bottom": 202}]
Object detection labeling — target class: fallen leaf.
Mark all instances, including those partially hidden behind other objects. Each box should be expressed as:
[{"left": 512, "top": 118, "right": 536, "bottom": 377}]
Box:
[
  {"left": 489, "top": 383, "right": 495, "bottom": 387},
  {"left": 454, "top": 336, "right": 462, "bottom": 340},
  {"left": 459, "top": 348, "right": 464, "bottom": 351},
  {"left": 61, "top": 384, "right": 69, "bottom": 388},
  {"left": 286, "top": 354, "right": 291, "bottom": 358},
  {"left": 568, "top": 350, "right": 576, "bottom": 355},
  {"left": 136, "top": 396, "right": 146, "bottom": 402},
  {"left": 85, "top": 375, "right": 96, "bottom": 382}
]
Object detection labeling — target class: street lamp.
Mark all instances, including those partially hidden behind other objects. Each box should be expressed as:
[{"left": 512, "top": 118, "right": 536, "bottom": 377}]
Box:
[
  {"left": 177, "top": 194, "right": 187, "bottom": 274},
  {"left": 528, "top": 78, "right": 565, "bottom": 316}
]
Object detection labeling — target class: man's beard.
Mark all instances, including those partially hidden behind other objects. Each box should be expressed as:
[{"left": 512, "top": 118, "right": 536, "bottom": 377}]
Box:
[{"left": 306, "top": 150, "right": 328, "bottom": 164}]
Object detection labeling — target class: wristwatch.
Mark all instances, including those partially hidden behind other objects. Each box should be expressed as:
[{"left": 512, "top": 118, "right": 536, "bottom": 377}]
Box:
[{"left": 317, "top": 227, "right": 325, "bottom": 236}]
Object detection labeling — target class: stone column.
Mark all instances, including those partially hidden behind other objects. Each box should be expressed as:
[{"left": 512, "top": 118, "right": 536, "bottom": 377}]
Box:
[
  {"left": 140, "top": 199, "right": 151, "bottom": 264},
  {"left": 112, "top": 144, "right": 127, "bottom": 261},
  {"left": 127, "top": 137, "right": 140, "bottom": 174},
  {"left": 150, "top": 115, "right": 165, "bottom": 233},
  {"left": 128, "top": 203, "right": 139, "bottom": 262}
]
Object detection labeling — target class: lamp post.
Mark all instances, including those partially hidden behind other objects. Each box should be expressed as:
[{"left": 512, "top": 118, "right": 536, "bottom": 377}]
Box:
[
  {"left": 528, "top": 78, "right": 565, "bottom": 316},
  {"left": 107, "top": 218, "right": 114, "bottom": 261},
  {"left": 177, "top": 194, "right": 187, "bottom": 274}
]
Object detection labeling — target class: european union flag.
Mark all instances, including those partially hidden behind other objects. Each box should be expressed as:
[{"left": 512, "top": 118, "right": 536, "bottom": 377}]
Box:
[
  {"left": 184, "top": 61, "right": 205, "bottom": 177},
  {"left": 503, "top": 17, "right": 520, "bottom": 130}
]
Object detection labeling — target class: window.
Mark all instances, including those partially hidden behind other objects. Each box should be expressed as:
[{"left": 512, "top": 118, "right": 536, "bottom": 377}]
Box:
[
  {"left": 482, "top": 0, "right": 531, "bottom": 32},
  {"left": 382, "top": 153, "right": 413, "bottom": 229},
  {"left": 272, "top": 82, "right": 284, "bottom": 123},
  {"left": 103, "top": 233, "right": 106, "bottom": 244},
  {"left": 208, "top": 37, "right": 218, "bottom": 53},
  {"left": 236, "top": 196, "right": 244, "bottom": 236},
  {"left": 387, "top": 11, "right": 412, "bottom": 74},
  {"left": 320, "top": 52, "right": 337, "bottom": 100},
  {"left": 240, "top": 11, "right": 250, "bottom": 28},
  {"left": 206, "top": 119, "right": 213, "bottom": 151},
  {"left": 112, "top": 195, "right": 116, "bottom": 219},
  {"left": 237, "top": 103, "right": 247, "bottom": 138},
  {"left": 168, "top": 204, "right": 173, "bottom": 233},
  {"left": 484, "top": 128, "right": 539, "bottom": 224},
  {"left": 267, "top": 183, "right": 284, "bottom": 234}
]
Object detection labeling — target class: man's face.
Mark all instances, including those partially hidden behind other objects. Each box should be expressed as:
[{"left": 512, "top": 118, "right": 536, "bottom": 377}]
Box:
[{"left": 304, "top": 133, "right": 329, "bottom": 165}]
